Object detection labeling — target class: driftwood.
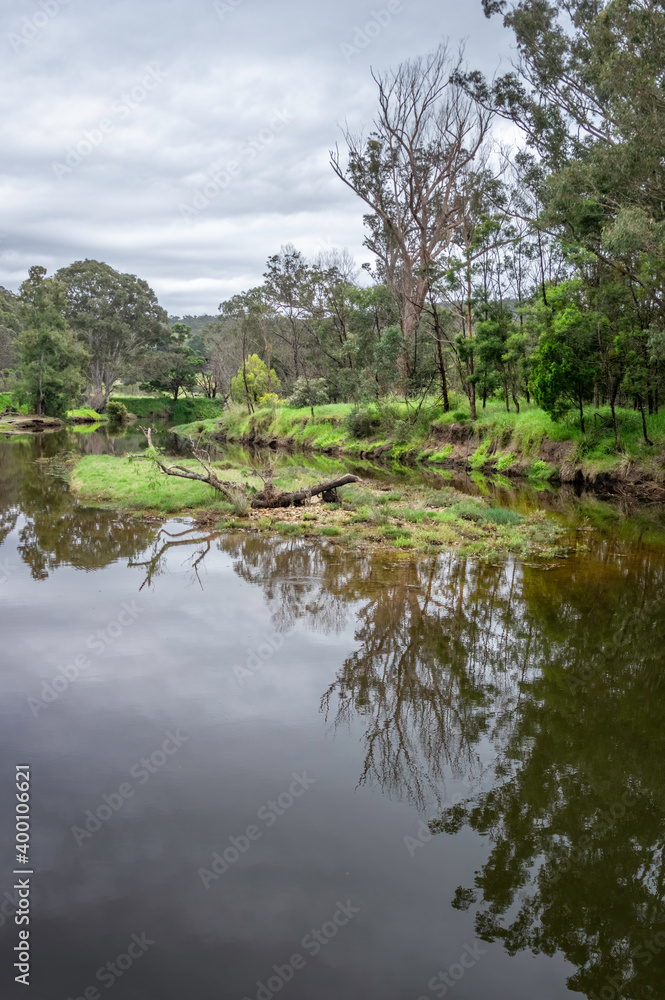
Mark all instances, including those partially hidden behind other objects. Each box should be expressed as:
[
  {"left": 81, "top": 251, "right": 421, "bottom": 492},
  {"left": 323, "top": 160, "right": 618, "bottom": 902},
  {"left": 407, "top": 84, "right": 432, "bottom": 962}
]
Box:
[{"left": 140, "top": 427, "right": 360, "bottom": 508}]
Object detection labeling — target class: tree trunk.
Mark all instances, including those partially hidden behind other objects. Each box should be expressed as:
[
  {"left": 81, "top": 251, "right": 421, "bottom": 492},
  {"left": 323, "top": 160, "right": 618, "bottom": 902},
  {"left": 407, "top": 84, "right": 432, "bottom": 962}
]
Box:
[
  {"left": 578, "top": 391, "right": 585, "bottom": 435},
  {"left": 432, "top": 304, "right": 450, "bottom": 412},
  {"left": 638, "top": 397, "right": 653, "bottom": 446}
]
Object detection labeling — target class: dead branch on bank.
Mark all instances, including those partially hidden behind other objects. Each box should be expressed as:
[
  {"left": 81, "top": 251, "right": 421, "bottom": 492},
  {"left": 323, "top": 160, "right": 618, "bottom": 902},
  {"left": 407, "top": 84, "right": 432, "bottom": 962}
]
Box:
[{"left": 139, "top": 427, "right": 361, "bottom": 508}]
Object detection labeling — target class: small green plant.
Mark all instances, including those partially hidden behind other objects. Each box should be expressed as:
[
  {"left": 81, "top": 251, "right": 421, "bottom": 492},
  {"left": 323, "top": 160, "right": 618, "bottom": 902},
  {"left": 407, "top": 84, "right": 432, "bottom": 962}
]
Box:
[
  {"left": 469, "top": 442, "right": 491, "bottom": 470},
  {"left": 494, "top": 451, "right": 517, "bottom": 471},
  {"left": 316, "top": 525, "right": 342, "bottom": 536},
  {"left": 528, "top": 459, "right": 557, "bottom": 481},
  {"left": 426, "top": 445, "right": 453, "bottom": 463}
]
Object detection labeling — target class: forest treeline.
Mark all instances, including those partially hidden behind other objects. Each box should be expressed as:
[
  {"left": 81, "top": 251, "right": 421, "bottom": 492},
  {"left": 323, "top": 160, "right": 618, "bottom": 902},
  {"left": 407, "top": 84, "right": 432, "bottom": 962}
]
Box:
[{"left": 1, "top": 0, "right": 664, "bottom": 450}]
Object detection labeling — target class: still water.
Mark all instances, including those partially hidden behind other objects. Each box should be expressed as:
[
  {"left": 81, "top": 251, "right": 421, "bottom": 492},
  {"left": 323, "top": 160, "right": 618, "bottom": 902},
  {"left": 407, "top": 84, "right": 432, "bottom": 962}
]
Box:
[{"left": 1, "top": 432, "right": 664, "bottom": 1000}]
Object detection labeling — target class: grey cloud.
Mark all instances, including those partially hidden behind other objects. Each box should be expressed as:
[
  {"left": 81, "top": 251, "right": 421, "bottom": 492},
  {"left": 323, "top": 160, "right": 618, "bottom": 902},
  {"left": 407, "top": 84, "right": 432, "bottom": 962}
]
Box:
[{"left": 0, "top": 0, "right": 513, "bottom": 313}]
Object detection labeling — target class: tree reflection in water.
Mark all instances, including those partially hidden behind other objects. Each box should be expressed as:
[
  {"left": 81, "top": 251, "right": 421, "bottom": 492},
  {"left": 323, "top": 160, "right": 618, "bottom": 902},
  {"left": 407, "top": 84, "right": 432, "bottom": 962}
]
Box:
[
  {"left": 0, "top": 435, "right": 158, "bottom": 578},
  {"left": 218, "top": 532, "right": 665, "bottom": 999}
]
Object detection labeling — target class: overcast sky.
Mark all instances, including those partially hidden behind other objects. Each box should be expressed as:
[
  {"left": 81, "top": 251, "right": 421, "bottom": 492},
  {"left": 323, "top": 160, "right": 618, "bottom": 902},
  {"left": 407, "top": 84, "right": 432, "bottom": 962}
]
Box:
[{"left": 0, "top": 0, "right": 513, "bottom": 315}]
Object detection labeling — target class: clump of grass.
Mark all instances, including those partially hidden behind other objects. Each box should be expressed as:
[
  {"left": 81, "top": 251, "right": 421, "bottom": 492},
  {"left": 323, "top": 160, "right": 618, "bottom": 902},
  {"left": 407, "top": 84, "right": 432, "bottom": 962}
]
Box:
[
  {"left": 316, "top": 525, "right": 342, "bottom": 537},
  {"left": 276, "top": 522, "right": 304, "bottom": 536},
  {"left": 382, "top": 526, "right": 412, "bottom": 540},
  {"left": 401, "top": 507, "right": 426, "bottom": 523},
  {"left": 228, "top": 487, "right": 251, "bottom": 516},
  {"left": 483, "top": 507, "right": 524, "bottom": 526},
  {"left": 449, "top": 499, "right": 487, "bottom": 522},
  {"left": 376, "top": 491, "right": 404, "bottom": 504}
]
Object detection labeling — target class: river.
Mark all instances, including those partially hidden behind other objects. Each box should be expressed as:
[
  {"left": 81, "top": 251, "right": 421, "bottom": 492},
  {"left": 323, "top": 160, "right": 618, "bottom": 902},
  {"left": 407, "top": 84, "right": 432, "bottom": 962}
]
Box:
[{"left": 1, "top": 429, "right": 664, "bottom": 1000}]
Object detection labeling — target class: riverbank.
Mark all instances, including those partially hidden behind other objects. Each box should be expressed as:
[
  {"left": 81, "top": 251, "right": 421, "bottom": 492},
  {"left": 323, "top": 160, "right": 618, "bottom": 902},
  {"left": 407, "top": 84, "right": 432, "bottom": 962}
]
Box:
[
  {"left": 68, "top": 452, "right": 574, "bottom": 560},
  {"left": 172, "top": 398, "right": 665, "bottom": 491}
]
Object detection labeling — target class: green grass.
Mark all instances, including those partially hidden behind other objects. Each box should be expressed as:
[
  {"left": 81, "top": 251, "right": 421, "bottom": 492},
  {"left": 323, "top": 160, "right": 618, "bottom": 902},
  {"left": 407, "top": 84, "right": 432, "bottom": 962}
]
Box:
[
  {"left": 66, "top": 407, "right": 108, "bottom": 422},
  {"left": 70, "top": 454, "right": 260, "bottom": 514}
]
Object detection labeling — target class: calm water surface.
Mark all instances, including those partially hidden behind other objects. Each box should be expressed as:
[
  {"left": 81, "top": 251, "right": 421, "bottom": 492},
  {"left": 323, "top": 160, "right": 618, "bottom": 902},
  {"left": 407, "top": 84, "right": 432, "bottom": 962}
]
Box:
[{"left": 1, "top": 432, "right": 664, "bottom": 1000}]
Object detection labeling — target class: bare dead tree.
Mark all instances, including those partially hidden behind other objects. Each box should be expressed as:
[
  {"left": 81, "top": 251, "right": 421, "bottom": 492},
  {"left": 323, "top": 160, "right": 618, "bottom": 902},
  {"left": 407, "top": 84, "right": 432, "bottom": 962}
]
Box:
[
  {"left": 330, "top": 42, "right": 493, "bottom": 389},
  {"left": 140, "top": 428, "right": 361, "bottom": 508}
]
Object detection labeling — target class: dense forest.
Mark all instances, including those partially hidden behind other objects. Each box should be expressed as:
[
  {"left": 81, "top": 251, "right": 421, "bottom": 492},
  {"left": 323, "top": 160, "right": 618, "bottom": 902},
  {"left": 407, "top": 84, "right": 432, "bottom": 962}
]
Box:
[{"left": 2, "top": 0, "right": 664, "bottom": 453}]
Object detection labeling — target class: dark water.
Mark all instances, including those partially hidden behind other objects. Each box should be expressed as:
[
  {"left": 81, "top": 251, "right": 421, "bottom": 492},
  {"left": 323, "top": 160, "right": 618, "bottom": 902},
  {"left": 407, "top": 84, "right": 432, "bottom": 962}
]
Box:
[{"left": 1, "top": 432, "right": 664, "bottom": 1000}]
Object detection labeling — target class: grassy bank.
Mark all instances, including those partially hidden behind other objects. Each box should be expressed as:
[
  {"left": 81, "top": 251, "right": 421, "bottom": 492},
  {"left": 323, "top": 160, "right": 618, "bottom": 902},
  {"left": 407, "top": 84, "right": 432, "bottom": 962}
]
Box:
[
  {"left": 69, "top": 452, "right": 573, "bottom": 559},
  {"left": 172, "top": 397, "right": 665, "bottom": 485},
  {"left": 112, "top": 395, "right": 225, "bottom": 425},
  {"left": 66, "top": 407, "right": 108, "bottom": 423}
]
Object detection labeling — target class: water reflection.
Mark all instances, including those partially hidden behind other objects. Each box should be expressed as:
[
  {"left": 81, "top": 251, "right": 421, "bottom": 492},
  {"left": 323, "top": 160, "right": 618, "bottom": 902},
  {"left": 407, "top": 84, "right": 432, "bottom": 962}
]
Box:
[
  {"left": 2, "top": 432, "right": 664, "bottom": 999},
  {"left": 216, "top": 532, "right": 665, "bottom": 998},
  {"left": 0, "top": 434, "right": 158, "bottom": 578}
]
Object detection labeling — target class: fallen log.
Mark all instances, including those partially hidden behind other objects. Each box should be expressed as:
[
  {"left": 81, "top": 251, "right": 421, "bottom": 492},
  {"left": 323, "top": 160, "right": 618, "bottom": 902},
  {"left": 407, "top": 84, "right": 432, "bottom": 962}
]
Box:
[
  {"left": 251, "top": 474, "right": 361, "bottom": 508},
  {"left": 140, "top": 427, "right": 360, "bottom": 509}
]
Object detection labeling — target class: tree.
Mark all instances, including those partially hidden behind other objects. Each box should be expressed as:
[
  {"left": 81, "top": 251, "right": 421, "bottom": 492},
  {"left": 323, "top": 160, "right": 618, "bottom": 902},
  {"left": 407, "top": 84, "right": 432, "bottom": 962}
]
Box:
[
  {"left": 466, "top": 0, "right": 665, "bottom": 410},
  {"left": 15, "top": 266, "right": 88, "bottom": 417},
  {"left": 331, "top": 43, "right": 493, "bottom": 391},
  {"left": 530, "top": 282, "right": 598, "bottom": 432},
  {"left": 230, "top": 354, "right": 281, "bottom": 411},
  {"left": 0, "top": 286, "right": 22, "bottom": 385},
  {"left": 55, "top": 259, "right": 168, "bottom": 410},
  {"left": 140, "top": 325, "right": 204, "bottom": 401}
]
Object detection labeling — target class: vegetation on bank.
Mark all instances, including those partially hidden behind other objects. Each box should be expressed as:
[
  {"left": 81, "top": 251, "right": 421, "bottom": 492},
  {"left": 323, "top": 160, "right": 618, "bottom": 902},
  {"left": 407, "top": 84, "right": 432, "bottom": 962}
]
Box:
[
  {"left": 66, "top": 407, "right": 108, "bottom": 423},
  {"left": 69, "top": 453, "right": 572, "bottom": 560},
  {"left": 172, "top": 396, "right": 665, "bottom": 483},
  {"left": 111, "top": 395, "right": 225, "bottom": 424}
]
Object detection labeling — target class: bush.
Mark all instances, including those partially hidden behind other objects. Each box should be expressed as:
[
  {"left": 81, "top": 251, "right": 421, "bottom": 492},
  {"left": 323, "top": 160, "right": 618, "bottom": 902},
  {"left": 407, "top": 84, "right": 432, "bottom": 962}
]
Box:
[
  {"left": 106, "top": 400, "right": 128, "bottom": 423},
  {"left": 288, "top": 377, "right": 329, "bottom": 409},
  {"left": 257, "top": 392, "right": 282, "bottom": 407},
  {"left": 345, "top": 405, "right": 382, "bottom": 439}
]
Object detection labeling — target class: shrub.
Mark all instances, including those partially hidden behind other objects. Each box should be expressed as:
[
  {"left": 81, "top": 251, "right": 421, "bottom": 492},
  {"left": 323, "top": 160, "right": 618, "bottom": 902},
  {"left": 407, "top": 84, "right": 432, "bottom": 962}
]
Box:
[
  {"left": 257, "top": 392, "right": 282, "bottom": 407},
  {"left": 106, "top": 400, "right": 128, "bottom": 423},
  {"left": 345, "top": 405, "right": 382, "bottom": 439},
  {"left": 288, "top": 377, "right": 329, "bottom": 408}
]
